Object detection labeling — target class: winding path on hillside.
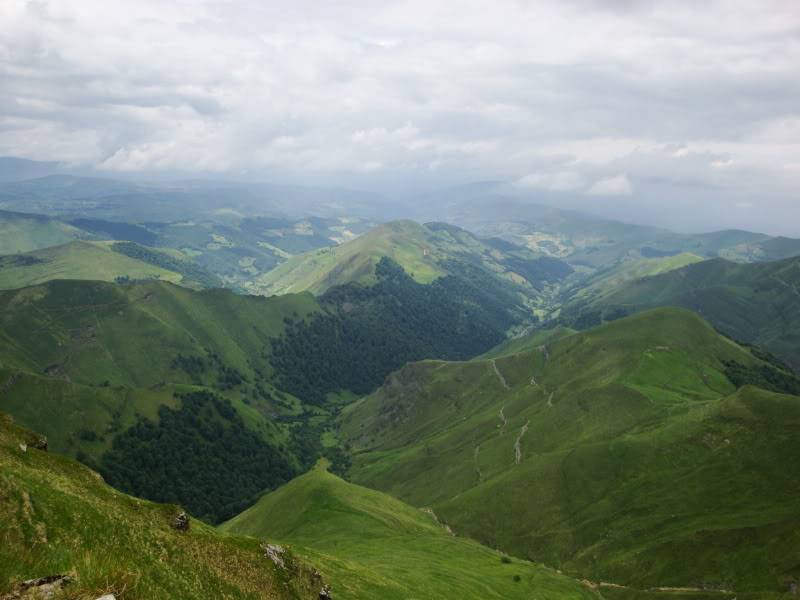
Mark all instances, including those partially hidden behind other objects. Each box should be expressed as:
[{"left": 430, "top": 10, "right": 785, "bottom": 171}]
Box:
[
  {"left": 498, "top": 407, "right": 508, "bottom": 434},
  {"left": 490, "top": 359, "right": 510, "bottom": 390},
  {"left": 514, "top": 420, "right": 530, "bottom": 464}
]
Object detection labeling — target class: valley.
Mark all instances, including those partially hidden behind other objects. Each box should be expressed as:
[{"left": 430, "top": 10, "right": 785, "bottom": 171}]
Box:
[{"left": 1, "top": 173, "right": 799, "bottom": 599}]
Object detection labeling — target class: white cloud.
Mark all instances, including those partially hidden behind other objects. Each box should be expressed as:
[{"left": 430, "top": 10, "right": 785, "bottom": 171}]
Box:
[
  {"left": 587, "top": 174, "right": 633, "bottom": 196},
  {"left": 0, "top": 0, "right": 798, "bottom": 232}
]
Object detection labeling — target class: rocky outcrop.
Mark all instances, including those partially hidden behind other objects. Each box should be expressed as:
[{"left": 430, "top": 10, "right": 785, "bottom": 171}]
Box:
[
  {"left": 262, "top": 543, "right": 286, "bottom": 569},
  {"left": 1, "top": 574, "right": 74, "bottom": 599},
  {"left": 172, "top": 511, "right": 190, "bottom": 531},
  {"left": 319, "top": 584, "right": 333, "bottom": 599}
]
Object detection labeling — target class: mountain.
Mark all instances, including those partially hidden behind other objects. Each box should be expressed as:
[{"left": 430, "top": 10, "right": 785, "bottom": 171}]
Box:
[
  {"left": 0, "top": 413, "right": 324, "bottom": 600},
  {"left": 256, "top": 220, "right": 572, "bottom": 306},
  {"left": 222, "top": 461, "right": 596, "bottom": 600},
  {"left": 413, "top": 188, "right": 800, "bottom": 269},
  {"left": 560, "top": 255, "right": 800, "bottom": 370},
  {"left": 0, "top": 270, "right": 530, "bottom": 521},
  {"left": 0, "top": 209, "right": 89, "bottom": 254},
  {"left": 338, "top": 309, "right": 800, "bottom": 594},
  {"left": 556, "top": 252, "right": 704, "bottom": 322},
  {"left": 0, "top": 241, "right": 192, "bottom": 290},
  {"left": 0, "top": 157, "right": 60, "bottom": 182}
]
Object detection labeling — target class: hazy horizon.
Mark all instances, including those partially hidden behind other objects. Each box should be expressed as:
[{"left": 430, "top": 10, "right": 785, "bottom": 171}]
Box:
[{"left": 1, "top": 1, "right": 799, "bottom": 235}]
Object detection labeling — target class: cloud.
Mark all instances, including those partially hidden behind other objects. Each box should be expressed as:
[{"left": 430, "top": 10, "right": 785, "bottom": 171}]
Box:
[
  {"left": 587, "top": 174, "right": 633, "bottom": 196},
  {"left": 0, "top": 0, "right": 798, "bottom": 232}
]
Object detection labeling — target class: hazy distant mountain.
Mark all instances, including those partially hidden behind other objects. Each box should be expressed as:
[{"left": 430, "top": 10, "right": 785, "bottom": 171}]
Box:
[{"left": 0, "top": 157, "right": 61, "bottom": 182}]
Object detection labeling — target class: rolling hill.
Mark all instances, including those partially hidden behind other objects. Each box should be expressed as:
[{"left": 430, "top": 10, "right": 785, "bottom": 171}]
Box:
[
  {"left": 560, "top": 255, "right": 800, "bottom": 370},
  {"left": 0, "top": 209, "right": 89, "bottom": 255},
  {"left": 413, "top": 188, "right": 800, "bottom": 269},
  {"left": 0, "top": 413, "right": 323, "bottom": 600},
  {"left": 222, "top": 461, "right": 597, "bottom": 600},
  {"left": 255, "top": 220, "right": 572, "bottom": 311},
  {"left": 0, "top": 241, "right": 187, "bottom": 290},
  {"left": 339, "top": 309, "right": 800, "bottom": 595},
  {"left": 555, "top": 252, "right": 704, "bottom": 324}
]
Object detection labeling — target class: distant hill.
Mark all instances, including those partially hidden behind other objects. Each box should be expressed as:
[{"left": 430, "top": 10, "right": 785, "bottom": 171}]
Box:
[
  {"left": 0, "top": 413, "right": 323, "bottom": 600},
  {"left": 557, "top": 252, "right": 703, "bottom": 313},
  {"left": 339, "top": 308, "right": 800, "bottom": 594},
  {"left": 0, "top": 209, "right": 89, "bottom": 254},
  {"left": 414, "top": 189, "right": 800, "bottom": 268},
  {"left": 222, "top": 462, "right": 596, "bottom": 600},
  {"left": 0, "top": 157, "right": 60, "bottom": 182},
  {"left": 560, "top": 255, "right": 800, "bottom": 370},
  {"left": 256, "top": 219, "right": 573, "bottom": 304},
  {"left": 0, "top": 241, "right": 187, "bottom": 290},
  {"left": 0, "top": 173, "right": 391, "bottom": 222}
]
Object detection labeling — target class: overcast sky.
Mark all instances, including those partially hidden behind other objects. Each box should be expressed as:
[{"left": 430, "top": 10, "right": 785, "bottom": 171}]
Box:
[{"left": 1, "top": 1, "right": 799, "bottom": 233}]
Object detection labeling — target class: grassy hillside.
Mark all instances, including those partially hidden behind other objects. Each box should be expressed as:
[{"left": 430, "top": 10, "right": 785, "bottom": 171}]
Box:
[
  {"left": 0, "top": 279, "right": 319, "bottom": 391},
  {"left": 255, "top": 220, "right": 571, "bottom": 306},
  {"left": 0, "top": 279, "right": 323, "bottom": 519},
  {"left": 560, "top": 252, "right": 703, "bottom": 309},
  {"left": 339, "top": 309, "right": 800, "bottom": 595},
  {"left": 0, "top": 413, "right": 322, "bottom": 600},
  {"left": 0, "top": 209, "right": 88, "bottom": 254},
  {"left": 561, "top": 255, "right": 800, "bottom": 370},
  {"left": 222, "top": 462, "right": 598, "bottom": 600},
  {"left": 0, "top": 241, "right": 185, "bottom": 289},
  {"left": 0, "top": 273, "right": 530, "bottom": 521}
]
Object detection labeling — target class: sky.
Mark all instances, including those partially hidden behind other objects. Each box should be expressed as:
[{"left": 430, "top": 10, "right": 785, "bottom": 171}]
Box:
[{"left": 1, "top": 0, "right": 799, "bottom": 234}]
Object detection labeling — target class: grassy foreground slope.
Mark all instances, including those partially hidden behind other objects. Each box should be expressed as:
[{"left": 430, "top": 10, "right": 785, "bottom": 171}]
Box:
[
  {"left": 222, "top": 463, "right": 597, "bottom": 600},
  {"left": 0, "top": 209, "right": 88, "bottom": 254},
  {"left": 0, "top": 241, "right": 184, "bottom": 289},
  {"left": 0, "top": 414, "right": 321, "bottom": 600},
  {"left": 562, "top": 255, "right": 800, "bottom": 370},
  {"left": 340, "top": 309, "right": 800, "bottom": 595}
]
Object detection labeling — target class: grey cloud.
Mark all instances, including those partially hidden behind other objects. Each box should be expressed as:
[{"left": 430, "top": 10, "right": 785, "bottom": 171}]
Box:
[{"left": 0, "top": 0, "right": 798, "bottom": 233}]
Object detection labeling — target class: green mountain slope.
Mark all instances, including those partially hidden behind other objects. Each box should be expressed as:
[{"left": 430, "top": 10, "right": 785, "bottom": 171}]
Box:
[
  {"left": 0, "top": 272, "right": 529, "bottom": 521},
  {"left": 0, "top": 413, "right": 322, "bottom": 600},
  {"left": 561, "top": 255, "right": 800, "bottom": 370},
  {"left": 256, "top": 220, "right": 572, "bottom": 304},
  {"left": 559, "top": 252, "right": 703, "bottom": 310},
  {"left": 0, "top": 279, "right": 319, "bottom": 391},
  {"left": 339, "top": 309, "right": 800, "bottom": 595},
  {"left": 0, "top": 241, "right": 186, "bottom": 289},
  {"left": 222, "top": 462, "right": 596, "bottom": 600},
  {"left": 0, "top": 209, "right": 88, "bottom": 254}
]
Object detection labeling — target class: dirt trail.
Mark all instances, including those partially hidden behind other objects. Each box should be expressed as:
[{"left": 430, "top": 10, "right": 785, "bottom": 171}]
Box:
[
  {"left": 490, "top": 359, "right": 510, "bottom": 390},
  {"left": 547, "top": 391, "right": 554, "bottom": 408},
  {"left": 420, "top": 507, "right": 455, "bottom": 536},
  {"left": 514, "top": 420, "right": 530, "bottom": 464},
  {"left": 498, "top": 407, "right": 508, "bottom": 433}
]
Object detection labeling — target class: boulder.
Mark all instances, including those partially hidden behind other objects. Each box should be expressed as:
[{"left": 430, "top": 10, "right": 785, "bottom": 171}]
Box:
[{"left": 172, "top": 511, "right": 190, "bottom": 531}]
